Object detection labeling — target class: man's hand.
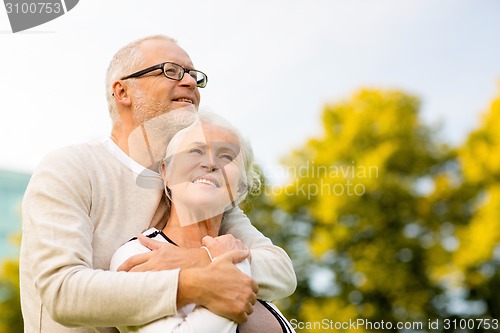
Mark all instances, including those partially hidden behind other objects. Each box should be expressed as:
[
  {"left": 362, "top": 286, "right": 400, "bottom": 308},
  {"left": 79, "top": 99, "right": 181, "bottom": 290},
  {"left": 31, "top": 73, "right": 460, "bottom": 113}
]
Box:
[
  {"left": 202, "top": 234, "right": 249, "bottom": 259},
  {"left": 178, "top": 249, "right": 258, "bottom": 324},
  {"left": 117, "top": 234, "right": 210, "bottom": 272}
]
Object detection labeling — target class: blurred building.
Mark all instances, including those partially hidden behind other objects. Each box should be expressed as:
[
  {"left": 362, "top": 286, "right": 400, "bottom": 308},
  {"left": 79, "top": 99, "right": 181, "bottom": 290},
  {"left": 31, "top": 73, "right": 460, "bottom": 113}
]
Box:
[{"left": 0, "top": 169, "right": 31, "bottom": 260}]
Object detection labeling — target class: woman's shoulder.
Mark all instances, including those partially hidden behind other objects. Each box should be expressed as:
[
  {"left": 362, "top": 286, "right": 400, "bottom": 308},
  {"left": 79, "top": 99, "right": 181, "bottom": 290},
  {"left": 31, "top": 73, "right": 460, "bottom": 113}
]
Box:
[{"left": 109, "top": 228, "right": 163, "bottom": 271}]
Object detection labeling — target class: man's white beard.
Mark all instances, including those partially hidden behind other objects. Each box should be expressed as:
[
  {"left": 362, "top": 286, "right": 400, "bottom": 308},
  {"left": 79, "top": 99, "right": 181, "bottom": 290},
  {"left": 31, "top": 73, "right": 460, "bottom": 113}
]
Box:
[
  {"left": 127, "top": 107, "right": 198, "bottom": 172},
  {"left": 132, "top": 91, "right": 174, "bottom": 125}
]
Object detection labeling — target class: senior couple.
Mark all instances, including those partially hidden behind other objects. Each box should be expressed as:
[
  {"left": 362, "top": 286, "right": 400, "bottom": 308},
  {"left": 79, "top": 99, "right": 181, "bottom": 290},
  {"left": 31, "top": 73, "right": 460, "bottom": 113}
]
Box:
[{"left": 20, "top": 35, "right": 296, "bottom": 333}]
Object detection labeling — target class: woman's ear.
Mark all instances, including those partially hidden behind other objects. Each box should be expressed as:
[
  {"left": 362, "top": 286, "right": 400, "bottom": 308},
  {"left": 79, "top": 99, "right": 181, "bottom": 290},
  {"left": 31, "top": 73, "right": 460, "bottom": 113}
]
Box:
[
  {"left": 161, "top": 161, "right": 168, "bottom": 186},
  {"left": 238, "top": 180, "right": 248, "bottom": 195}
]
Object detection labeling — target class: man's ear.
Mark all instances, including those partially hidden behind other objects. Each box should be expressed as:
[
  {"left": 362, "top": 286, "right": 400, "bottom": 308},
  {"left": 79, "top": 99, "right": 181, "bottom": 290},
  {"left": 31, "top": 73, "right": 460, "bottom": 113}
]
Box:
[{"left": 112, "top": 81, "right": 132, "bottom": 107}]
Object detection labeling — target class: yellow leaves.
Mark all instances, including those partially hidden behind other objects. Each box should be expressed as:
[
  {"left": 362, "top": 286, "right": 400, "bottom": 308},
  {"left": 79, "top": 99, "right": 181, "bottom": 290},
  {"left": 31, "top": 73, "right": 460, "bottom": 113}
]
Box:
[
  {"left": 300, "top": 298, "right": 363, "bottom": 333},
  {"left": 454, "top": 185, "right": 500, "bottom": 270},
  {"left": 309, "top": 225, "right": 343, "bottom": 258},
  {"left": 356, "top": 142, "right": 393, "bottom": 189},
  {"left": 321, "top": 89, "right": 420, "bottom": 161},
  {"left": 459, "top": 93, "right": 500, "bottom": 183},
  {"left": 460, "top": 135, "right": 500, "bottom": 183},
  {"left": 451, "top": 89, "right": 500, "bottom": 278}
]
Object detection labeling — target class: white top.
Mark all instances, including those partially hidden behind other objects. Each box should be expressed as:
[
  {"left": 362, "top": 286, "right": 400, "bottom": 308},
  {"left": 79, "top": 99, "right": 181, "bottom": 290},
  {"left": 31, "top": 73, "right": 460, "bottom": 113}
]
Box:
[
  {"left": 110, "top": 228, "right": 249, "bottom": 333},
  {"left": 110, "top": 228, "right": 295, "bottom": 333},
  {"left": 101, "top": 137, "right": 158, "bottom": 177}
]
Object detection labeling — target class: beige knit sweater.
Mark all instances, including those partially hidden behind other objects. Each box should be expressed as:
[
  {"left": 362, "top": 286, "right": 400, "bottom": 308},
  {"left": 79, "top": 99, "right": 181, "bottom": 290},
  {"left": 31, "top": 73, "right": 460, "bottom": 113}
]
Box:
[{"left": 20, "top": 140, "right": 296, "bottom": 333}]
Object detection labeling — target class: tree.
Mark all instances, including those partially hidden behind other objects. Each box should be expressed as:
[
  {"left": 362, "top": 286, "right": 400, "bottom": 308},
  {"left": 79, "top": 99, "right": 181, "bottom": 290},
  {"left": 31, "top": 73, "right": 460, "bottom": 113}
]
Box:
[{"left": 248, "top": 89, "right": 457, "bottom": 332}]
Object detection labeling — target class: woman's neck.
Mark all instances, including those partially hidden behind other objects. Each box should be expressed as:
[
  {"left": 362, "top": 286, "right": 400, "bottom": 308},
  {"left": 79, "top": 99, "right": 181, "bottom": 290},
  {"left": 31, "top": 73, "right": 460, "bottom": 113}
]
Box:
[{"left": 162, "top": 205, "right": 222, "bottom": 248}]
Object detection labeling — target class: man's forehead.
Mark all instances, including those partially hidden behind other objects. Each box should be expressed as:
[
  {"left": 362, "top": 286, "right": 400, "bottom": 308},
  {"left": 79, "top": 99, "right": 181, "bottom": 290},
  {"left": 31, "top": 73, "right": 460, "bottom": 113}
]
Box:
[{"left": 140, "top": 39, "right": 193, "bottom": 67}]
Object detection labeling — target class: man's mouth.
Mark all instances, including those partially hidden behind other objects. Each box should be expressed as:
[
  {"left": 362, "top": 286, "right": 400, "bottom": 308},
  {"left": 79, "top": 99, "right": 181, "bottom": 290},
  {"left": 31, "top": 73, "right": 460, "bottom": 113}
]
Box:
[{"left": 173, "top": 98, "right": 193, "bottom": 104}]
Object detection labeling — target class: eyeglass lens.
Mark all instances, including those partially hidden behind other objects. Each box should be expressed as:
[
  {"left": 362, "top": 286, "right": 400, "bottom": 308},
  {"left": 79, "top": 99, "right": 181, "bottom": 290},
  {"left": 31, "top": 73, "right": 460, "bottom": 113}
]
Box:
[{"left": 163, "top": 63, "right": 206, "bottom": 87}]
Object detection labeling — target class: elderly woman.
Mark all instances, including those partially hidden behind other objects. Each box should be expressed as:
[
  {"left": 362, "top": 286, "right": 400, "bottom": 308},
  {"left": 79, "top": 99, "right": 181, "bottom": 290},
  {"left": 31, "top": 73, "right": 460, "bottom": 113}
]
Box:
[{"left": 110, "top": 112, "right": 294, "bottom": 333}]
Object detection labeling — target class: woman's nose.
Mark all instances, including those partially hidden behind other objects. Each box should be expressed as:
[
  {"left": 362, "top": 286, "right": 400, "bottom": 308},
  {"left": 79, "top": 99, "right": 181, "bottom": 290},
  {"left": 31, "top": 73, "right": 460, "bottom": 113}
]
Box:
[{"left": 200, "top": 153, "right": 218, "bottom": 171}]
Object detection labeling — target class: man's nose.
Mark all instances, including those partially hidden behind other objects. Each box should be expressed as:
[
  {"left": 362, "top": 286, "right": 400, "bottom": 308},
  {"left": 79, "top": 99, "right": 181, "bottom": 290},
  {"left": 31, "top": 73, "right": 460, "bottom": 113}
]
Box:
[{"left": 179, "top": 73, "right": 197, "bottom": 89}]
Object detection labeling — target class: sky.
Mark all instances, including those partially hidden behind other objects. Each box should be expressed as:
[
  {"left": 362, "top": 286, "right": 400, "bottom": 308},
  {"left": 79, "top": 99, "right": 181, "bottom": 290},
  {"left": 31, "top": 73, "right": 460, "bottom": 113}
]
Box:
[{"left": 1, "top": 0, "right": 499, "bottom": 184}]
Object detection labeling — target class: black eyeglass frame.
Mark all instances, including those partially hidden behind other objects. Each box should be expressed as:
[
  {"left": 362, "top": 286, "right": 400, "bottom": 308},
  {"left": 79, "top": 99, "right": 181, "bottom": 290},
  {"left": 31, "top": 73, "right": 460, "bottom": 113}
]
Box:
[{"left": 120, "top": 62, "right": 208, "bottom": 88}]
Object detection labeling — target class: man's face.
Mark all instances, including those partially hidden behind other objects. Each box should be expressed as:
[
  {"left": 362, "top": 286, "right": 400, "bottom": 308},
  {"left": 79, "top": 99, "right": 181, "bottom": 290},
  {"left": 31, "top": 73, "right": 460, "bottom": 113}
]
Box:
[{"left": 130, "top": 39, "right": 201, "bottom": 124}]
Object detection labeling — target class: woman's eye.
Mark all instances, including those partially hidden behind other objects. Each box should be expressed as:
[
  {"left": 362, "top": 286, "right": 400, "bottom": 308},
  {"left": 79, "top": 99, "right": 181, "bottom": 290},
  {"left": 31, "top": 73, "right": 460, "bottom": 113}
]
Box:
[
  {"left": 188, "top": 148, "right": 204, "bottom": 155},
  {"left": 219, "top": 154, "right": 234, "bottom": 162}
]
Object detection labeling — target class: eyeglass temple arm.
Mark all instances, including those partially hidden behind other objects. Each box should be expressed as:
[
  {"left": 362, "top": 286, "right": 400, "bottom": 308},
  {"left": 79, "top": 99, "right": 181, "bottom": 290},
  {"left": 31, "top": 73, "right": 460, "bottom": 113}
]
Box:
[{"left": 120, "top": 63, "right": 165, "bottom": 80}]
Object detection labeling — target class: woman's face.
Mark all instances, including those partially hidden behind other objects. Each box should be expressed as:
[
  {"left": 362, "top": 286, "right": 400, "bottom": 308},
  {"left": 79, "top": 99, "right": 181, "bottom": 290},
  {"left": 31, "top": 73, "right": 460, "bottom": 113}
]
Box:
[{"left": 163, "top": 122, "right": 245, "bottom": 225}]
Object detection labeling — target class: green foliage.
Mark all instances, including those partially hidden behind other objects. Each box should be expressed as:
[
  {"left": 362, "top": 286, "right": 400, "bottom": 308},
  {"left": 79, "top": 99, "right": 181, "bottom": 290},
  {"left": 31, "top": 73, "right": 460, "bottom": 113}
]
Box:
[{"left": 0, "top": 259, "right": 23, "bottom": 333}]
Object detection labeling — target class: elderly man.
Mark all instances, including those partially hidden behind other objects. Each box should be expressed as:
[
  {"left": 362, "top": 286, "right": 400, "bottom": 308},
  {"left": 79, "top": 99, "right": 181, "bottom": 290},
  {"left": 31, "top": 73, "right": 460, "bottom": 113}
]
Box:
[{"left": 20, "top": 35, "right": 296, "bottom": 333}]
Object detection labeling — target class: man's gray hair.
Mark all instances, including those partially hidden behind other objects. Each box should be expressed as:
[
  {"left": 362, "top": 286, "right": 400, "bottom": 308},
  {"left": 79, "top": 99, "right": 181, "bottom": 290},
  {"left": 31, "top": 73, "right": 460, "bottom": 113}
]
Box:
[{"left": 105, "top": 35, "right": 177, "bottom": 123}]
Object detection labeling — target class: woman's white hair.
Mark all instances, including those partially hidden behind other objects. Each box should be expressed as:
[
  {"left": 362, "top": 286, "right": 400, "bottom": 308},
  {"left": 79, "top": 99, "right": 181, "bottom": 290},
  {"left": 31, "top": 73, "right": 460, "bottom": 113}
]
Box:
[{"left": 105, "top": 35, "right": 177, "bottom": 123}]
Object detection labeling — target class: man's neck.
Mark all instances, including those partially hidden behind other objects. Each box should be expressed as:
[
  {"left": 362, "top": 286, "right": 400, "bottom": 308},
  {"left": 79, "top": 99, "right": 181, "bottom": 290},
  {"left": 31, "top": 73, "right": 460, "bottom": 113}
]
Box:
[{"left": 111, "top": 123, "right": 160, "bottom": 171}]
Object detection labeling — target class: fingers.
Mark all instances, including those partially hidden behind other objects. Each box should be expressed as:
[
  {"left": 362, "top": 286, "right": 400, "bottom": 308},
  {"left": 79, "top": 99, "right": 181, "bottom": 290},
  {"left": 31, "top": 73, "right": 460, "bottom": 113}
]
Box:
[
  {"left": 243, "top": 302, "right": 254, "bottom": 320},
  {"left": 237, "top": 281, "right": 257, "bottom": 323},
  {"left": 235, "top": 311, "right": 248, "bottom": 324},
  {"left": 216, "top": 249, "right": 250, "bottom": 265},
  {"left": 204, "top": 235, "right": 246, "bottom": 258},
  {"left": 129, "top": 262, "right": 153, "bottom": 272},
  {"left": 201, "top": 235, "right": 215, "bottom": 245},
  {"left": 117, "top": 252, "right": 151, "bottom": 272},
  {"left": 137, "top": 233, "right": 164, "bottom": 250},
  {"left": 251, "top": 280, "right": 259, "bottom": 295},
  {"left": 215, "top": 234, "right": 245, "bottom": 250},
  {"left": 231, "top": 289, "right": 256, "bottom": 324}
]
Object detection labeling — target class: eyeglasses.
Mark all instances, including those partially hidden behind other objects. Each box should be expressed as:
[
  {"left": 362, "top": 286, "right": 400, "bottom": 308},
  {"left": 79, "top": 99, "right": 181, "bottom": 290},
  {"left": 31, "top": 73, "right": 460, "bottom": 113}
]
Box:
[{"left": 120, "top": 62, "right": 208, "bottom": 88}]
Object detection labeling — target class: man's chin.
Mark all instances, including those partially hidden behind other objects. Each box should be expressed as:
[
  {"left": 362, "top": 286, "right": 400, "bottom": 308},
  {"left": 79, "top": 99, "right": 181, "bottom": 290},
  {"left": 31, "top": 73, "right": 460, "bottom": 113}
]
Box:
[{"left": 172, "top": 103, "right": 197, "bottom": 112}]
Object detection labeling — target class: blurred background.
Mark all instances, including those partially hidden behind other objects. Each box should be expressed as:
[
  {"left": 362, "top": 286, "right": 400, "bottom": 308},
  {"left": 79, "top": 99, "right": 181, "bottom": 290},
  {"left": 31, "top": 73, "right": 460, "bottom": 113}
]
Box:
[{"left": 1, "top": 1, "right": 500, "bottom": 332}]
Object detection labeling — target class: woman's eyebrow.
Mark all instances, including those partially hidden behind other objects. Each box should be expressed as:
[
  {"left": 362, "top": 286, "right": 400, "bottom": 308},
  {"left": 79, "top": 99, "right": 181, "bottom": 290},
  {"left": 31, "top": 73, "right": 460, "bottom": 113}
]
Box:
[
  {"left": 216, "top": 146, "right": 239, "bottom": 155},
  {"left": 185, "top": 141, "right": 207, "bottom": 148}
]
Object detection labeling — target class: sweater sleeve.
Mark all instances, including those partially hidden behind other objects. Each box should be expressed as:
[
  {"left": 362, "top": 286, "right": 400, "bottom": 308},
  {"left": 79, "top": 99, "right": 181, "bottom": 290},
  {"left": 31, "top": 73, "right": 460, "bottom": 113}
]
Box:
[
  {"left": 21, "top": 147, "right": 178, "bottom": 327},
  {"left": 219, "top": 207, "right": 297, "bottom": 301}
]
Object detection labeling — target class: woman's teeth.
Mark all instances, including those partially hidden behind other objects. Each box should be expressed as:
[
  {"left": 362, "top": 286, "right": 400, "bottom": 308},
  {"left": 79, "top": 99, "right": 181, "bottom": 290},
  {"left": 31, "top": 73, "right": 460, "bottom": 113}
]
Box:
[{"left": 193, "top": 178, "right": 217, "bottom": 187}]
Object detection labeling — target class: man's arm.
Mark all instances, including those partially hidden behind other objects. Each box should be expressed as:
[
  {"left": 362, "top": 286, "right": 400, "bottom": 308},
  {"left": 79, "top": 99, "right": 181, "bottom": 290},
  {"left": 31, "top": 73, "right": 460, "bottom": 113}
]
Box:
[
  {"left": 120, "top": 207, "right": 297, "bottom": 302},
  {"left": 21, "top": 148, "right": 178, "bottom": 327},
  {"left": 111, "top": 234, "right": 257, "bottom": 324},
  {"left": 116, "top": 258, "right": 255, "bottom": 333},
  {"left": 220, "top": 207, "right": 297, "bottom": 301}
]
